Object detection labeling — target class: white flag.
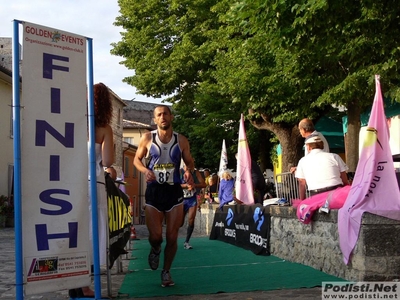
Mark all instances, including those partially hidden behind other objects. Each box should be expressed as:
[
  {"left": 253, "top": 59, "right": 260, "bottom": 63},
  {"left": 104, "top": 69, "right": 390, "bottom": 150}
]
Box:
[{"left": 218, "top": 139, "right": 228, "bottom": 177}]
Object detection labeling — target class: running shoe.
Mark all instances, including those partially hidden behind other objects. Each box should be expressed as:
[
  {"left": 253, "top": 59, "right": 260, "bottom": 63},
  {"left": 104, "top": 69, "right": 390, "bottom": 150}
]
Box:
[
  {"left": 183, "top": 242, "right": 193, "bottom": 250},
  {"left": 148, "top": 247, "right": 161, "bottom": 270},
  {"left": 319, "top": 199, "right": 330, "bottom": 213},
  {"left": 277, "top": 198, "right": 289, "bottom": 206},
  {"left": 161, "top": 270, "right": 175, "bottom": 287}
]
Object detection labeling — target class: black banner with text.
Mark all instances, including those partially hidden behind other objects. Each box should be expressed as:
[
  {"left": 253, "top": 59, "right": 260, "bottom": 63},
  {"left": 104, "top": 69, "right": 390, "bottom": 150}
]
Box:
[
  {"left": 105, "top": 173, "right": 132, "bottom": 268},
  {"left": 209, "top": 204, "right": 270, "bottom": 255}
]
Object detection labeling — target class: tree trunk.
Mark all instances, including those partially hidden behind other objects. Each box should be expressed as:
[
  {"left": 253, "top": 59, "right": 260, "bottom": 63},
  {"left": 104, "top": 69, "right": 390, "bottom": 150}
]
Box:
[
  {"left": 278, "top": 128, "right": 304, "bottom": 173},
  {"left": 249, "top": 110, "right": 304, "bottom": 174},
  {"left": 345, "top": 99, "right": 362, "bottom": 172},
  {"left": 258, "top": 130, "right": 273, "bottom": 171}
]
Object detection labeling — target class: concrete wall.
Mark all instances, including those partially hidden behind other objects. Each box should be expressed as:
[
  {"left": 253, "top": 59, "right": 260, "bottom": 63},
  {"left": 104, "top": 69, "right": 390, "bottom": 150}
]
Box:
[{"left": 192, "top": 204, "right": 400, "bottom": 281}]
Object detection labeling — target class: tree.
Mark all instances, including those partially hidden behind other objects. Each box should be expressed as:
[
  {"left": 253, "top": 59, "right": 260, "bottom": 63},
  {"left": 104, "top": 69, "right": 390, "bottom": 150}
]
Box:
[
  {"left": 112, "top": 0, "right": 400, "bottom": 173},
  {"left": 227, "top": 0, "right": 400, "bottom": 171},
  {"left": 112, "top": 0, "right": 319, "bottom": 172}
]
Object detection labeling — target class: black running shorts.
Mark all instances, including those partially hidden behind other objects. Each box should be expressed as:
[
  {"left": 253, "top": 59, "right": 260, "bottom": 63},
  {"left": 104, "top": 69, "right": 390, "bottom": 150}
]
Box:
[{"left": 145, "top": 182, "right": 184, "bottom": 212}]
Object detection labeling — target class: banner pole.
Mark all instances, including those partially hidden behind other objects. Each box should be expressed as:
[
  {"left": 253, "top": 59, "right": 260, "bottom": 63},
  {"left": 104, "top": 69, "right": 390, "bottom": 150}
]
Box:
[
  {"left": 12, "top": 19, "right": 24, "bottom": 300},
  {"left": 86, "top": 38, "right": 102, "bottom": 299}
]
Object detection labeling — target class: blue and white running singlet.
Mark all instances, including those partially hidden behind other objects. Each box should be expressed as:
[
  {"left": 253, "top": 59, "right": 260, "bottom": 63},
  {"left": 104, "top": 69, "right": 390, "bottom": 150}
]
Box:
[{"left": 147, "top": 130, "right": 182, "bottom": 184}]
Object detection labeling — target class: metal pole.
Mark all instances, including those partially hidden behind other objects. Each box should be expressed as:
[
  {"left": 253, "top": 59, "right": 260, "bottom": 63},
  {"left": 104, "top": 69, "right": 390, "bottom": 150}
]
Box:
[
  {"left": 86, "top": 38, "right": 102, "bottom": 300},
  {"left": 12, "top": 19, "right": 23, "bottom": 300}
]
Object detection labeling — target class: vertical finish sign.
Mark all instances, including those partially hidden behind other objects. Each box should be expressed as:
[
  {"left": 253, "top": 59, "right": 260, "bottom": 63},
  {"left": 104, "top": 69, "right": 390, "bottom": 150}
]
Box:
[{"left": 21, "top": 22, "right": 90, "bottom": 295}]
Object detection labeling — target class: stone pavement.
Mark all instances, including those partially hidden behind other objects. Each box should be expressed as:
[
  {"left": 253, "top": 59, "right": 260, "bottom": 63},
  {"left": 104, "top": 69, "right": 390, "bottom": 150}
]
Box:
[{"left": 0, "top": 225, "right": 322, "bottom": 299}]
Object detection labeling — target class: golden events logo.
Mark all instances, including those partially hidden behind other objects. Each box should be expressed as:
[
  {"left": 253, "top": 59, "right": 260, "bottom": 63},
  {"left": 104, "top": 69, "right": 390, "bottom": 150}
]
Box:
[
  {"left": 51, "top": 31, "right": 61, "bottom": 43},
  {"left": 25, "top": 25, "right": 84, "bottom": 46}
]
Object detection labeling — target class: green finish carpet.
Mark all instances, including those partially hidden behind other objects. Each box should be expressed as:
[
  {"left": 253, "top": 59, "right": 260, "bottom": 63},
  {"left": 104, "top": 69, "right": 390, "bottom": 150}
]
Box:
[{"left": 118, "top": 237, "right": 344, "bottom": 298}]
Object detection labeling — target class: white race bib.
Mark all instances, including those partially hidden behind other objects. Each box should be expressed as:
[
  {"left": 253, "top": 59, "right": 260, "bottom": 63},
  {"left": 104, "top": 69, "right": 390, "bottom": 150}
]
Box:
[
  {"left": 153, "top": 163, "right": 175, "bottom": 184},
  {"left": 183, "top": 188, "right": 195, "bottom": 198}
]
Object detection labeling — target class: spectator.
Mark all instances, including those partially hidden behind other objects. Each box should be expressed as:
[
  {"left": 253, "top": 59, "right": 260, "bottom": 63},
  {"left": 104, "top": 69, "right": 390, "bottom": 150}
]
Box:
[
  {"left": 218, "top": 171, "right": 236, "bottom": 209},
  {"left": 204, "top": 174, "right": 218, "bottom": 203},
  {"left": 298, "top": 118, "right": 329, "bottom": 155},
  {"left": 203, "top": 168, "right": 211, "bottom": 186},
  {"left": 69, "top": 82, "right": 116, "bottom": 298},
  {"left": 251, "top": 160, "right": 267, "bottom": 205},
  {"left": 290, "top": 118, "right": 330, "bottom": 173},
  {"left": 294, "top": 136, "right": 350, "bottom": 224}
]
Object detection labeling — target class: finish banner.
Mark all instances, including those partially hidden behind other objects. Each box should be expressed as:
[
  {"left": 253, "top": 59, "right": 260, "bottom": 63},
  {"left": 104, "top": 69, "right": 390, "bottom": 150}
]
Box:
[
  {"left": 105, "top": 173, "right": 132, "bottom": 268},
  {"left": 209, "top": 204, "right": 270, "bottom": 255},
  {"left": 21, "top": 21, "right": 89, "bottom": 295}
]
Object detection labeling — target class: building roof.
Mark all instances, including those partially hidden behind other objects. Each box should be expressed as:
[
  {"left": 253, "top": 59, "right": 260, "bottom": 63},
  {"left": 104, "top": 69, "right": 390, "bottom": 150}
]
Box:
[
  {"left": 0, "top": 65, "right": 12, "bottom": 83},
  {"left": 0, "top": 65, "right": 11, "bottom": 76},
  {"left": 122, "top": 141, "right": 138, "bottom": 151},
  {"left": 123, "top": 100, "right": 170, "bottom": 125},
  {"left": 123, "top": 100, "right": 169, "bottom": 111},
  {"left": 106, "top": 84, "right": 126, "bottom": 107},
  {"left": 123, "top": 119, "right": 154, "bottom": 130}
]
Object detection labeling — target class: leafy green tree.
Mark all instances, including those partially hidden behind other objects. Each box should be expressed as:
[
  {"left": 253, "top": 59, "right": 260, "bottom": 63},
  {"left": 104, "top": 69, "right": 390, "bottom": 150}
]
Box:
[
  {"left": 226, "top": 0, "right": 400, "bottom": 171},
  {"left": 112, "top": 0, "right": 400, "bottom": 174},
  {"left": 112, "top": 0, "right": 311, "bottom": 172}
]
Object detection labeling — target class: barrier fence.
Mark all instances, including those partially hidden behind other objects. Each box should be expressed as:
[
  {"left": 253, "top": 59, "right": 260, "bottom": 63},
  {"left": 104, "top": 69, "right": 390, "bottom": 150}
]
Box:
[{"left": 274, "top": 172, "right": 309, "bottom": 205}]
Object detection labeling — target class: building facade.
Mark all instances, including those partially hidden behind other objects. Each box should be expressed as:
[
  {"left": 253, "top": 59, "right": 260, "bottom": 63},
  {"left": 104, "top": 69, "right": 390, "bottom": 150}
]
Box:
[{"left": 122, "top": 119, "right": 154, "bottom": 224}]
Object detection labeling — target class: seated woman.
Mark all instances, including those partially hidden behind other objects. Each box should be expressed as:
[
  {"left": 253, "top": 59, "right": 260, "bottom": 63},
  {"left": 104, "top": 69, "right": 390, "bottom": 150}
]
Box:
[
  {"left": 218, "top": 171, "right": 236, "bottom": 209},
  {"left": 293, "top": 135, "right": 350, "bottom": 224}
]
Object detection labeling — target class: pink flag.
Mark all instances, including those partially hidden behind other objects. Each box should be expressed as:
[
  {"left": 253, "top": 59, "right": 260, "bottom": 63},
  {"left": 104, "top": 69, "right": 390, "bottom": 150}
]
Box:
[
  {"left": 338, "top": 75, "right": 400, "bottom": 264},
  {"left": 218, "top": 139, "right": 228, "bottom": 177},
  {"left": 235, "top": 114, "right": 254, "bottom": 205}
]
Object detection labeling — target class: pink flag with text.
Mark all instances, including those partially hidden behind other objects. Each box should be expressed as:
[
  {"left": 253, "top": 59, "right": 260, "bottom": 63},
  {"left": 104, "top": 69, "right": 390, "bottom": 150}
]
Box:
[
  {"left": 338, "top": 75, "right": 400, "bottom": 264},
  {"left": 235, "top": 114, "right": 254, "bottom": 205}
]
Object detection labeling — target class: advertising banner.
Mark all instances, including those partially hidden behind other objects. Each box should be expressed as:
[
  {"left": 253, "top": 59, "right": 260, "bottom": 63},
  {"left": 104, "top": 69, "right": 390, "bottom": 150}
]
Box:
[
  {"left": 210, "top": 204, "right": 270, "bottom": 255},
  {"left": 21, "top": 21, "right": 89, "bottom": 294},
  {"left": 105, "top": 173, "right": 131, "bottom": 268}
]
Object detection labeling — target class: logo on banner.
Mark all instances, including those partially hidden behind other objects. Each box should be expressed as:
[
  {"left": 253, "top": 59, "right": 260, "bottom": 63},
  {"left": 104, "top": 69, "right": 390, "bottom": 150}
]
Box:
[
  {"left": 25, "top": 25, "right": 85, "bottom": 47},
  {"left": 226, "top": 208, "right": 234, "bottom": 226},
  {"left": 28, "top": 257, "right": 58, "bottom": 276},
  {"left": 249, "top": 233, "right": 267, "bottom": 248},
  {"left": 253, "top": 207, "right": 265, "bottom": 231},
  {"left": 51, "top": 31, "right": 61, "bottom": 43}
]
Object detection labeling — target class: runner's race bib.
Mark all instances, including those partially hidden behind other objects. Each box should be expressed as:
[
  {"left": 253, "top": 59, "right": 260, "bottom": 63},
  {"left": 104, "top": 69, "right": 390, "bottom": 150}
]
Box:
[
  {"left": 153, "top": 163, "right": 175, "bottom": 184},
  {"left": 183, "top": 188, "right": 195, "bottom": 198}
]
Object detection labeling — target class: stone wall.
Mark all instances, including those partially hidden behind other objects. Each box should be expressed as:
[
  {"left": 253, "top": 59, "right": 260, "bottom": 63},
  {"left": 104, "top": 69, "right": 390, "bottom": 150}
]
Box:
[
  {"left": 193, "top": 204, "right": 400, "bottom": 281},
  {"left": 0, "top": 37, "right": 21, "bottom": 72},
  {"left": 193, "top": 203, "right": 217, "bottom": 236}
]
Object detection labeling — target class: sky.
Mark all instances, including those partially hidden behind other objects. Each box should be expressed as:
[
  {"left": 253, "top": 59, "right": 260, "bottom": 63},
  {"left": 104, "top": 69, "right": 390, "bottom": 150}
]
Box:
[{"left": 0, "top": 0, "right": 163, "bottom": 104}]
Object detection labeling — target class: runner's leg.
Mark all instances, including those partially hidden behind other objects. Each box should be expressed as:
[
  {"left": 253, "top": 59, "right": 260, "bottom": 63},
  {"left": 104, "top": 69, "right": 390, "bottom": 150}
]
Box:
[
  {"left": 163, "top": 204, "right": 184, "bottom": 270},
  {"left": 146, "top": 205, "right": 164, "bottom": 251}
]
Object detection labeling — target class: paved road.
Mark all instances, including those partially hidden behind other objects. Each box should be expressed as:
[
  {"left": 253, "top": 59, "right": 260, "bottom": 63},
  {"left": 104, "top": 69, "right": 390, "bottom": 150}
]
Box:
[{"left": 0, "top": 226, "right": 322, "bottom": 299}]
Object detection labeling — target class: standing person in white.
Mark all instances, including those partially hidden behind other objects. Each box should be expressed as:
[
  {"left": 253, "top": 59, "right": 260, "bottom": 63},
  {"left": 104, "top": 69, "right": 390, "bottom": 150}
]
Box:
[
  {"left": 290, "top": 118, "right": 330, "bottom": 173},
  {"left": 298, "top": 118, "right": 329, "bottom": 155},
  {"left": 70, "top": 82, "right": 116, "bottom": 298}
]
